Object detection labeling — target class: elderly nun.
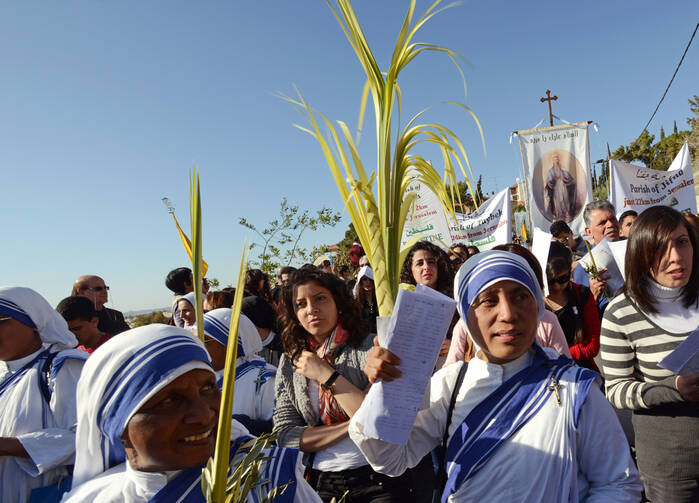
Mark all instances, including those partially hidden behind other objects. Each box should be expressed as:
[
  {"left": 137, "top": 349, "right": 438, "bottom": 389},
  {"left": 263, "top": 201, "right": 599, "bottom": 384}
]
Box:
[
  {"left": 62, "top": 324, "right": 319, "bottom": 502},
  {"left": 0, "top": 286, "right": 87, "bottom": 502},
  {"left": 350, "top": 250, "right": 642, "bottom": 502}
]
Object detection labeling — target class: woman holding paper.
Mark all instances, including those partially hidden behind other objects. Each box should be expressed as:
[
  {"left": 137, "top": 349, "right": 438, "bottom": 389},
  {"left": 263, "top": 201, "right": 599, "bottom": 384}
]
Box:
[
  {"left": 273, "top": 265, "right": 413, "bottom": 502},
  {"left": 600, "top": 206, "right": 699, "bottom": 502}
]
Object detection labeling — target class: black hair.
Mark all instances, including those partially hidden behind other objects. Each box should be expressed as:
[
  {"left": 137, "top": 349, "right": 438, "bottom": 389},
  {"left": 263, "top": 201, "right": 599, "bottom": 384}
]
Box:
[
  {"left": 165, "top": 267, "right": 192, "bottom": 295},
  {"left": 549, "top": 220, "right": 572, "bottom": 238},
  {"left": 56, "top": 296, "right": 97, "bottom": 322},
  {"left": 280, "top": 265, "right": 367, "bottom": 361},
  {"left": 399, "top": 241, "right": 454, "bottom": 296}
]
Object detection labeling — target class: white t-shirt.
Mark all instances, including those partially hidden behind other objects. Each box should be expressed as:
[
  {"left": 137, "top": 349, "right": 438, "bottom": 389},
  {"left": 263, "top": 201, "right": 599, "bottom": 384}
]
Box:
[{"left": 309, "top": 381, "right": 367, "bottom": 472}]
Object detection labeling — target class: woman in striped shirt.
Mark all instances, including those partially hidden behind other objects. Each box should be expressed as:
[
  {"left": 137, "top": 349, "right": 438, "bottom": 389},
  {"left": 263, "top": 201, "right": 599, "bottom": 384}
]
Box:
[{"left": 600, "top": 206, "right": 699, "bottom": 503}]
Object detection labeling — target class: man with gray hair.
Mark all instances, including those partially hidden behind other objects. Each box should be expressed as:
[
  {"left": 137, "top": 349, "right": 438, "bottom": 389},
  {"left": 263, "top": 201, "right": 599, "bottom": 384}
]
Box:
[{"left": 572, "top": 200, "right": 621, "bottom": 315}]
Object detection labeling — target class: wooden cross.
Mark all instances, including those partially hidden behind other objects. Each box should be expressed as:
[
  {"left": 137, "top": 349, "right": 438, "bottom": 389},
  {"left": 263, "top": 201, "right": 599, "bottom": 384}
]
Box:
[
  {"left": 540, "top": 89, "right": 558, "bottom": 127},
  {"left": 548, "top": 375, "right": 562, "bottom": 406}
]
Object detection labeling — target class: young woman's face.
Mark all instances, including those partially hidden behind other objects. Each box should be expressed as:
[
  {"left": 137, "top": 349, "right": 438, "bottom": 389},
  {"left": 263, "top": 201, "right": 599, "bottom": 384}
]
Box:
[
  {"left": 411, "top": 250, "right": 438, "bottom": 289},
  {"left": 547, "top": 268, "right": 571, "bottom": 296},
  {"left": 0, "top": 317, "right": 42, "bottom": 361},
  {"left": 294, "top": 281, "right": 339, "bottom": 344},
  {"left": 651, "top": 224, "right": 694, "bottom": 288},
  {"left": 122, "top": 369, "right": 220, "bottom": 472},
  {"left": 360, "top": 277, "right": 374, "bottom": 292},
  {"left": 466, "top": 280, "right": 538, "bottom": 364},
  {"left": 178, "top": 300, "right": 196, "bottom": 326}
]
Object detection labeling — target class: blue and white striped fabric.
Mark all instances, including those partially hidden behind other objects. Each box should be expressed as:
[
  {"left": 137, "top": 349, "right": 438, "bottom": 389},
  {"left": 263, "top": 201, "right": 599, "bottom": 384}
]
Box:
[
  {"left": 71, "top": 325, "right": 214, "bottom": 489},
  {"left": 0, "top": 286, "right": 78, "bottom": 349},
  {"left": 454, "top": 250, "right": 546, "bottom": 320},
  {"left": 441, "top": 345, "right": 596, "bottom": 502},
  {"left": 149, "top": 436, "right": 298, "bottom": 503},
  {"left": 199, "top": 309, "right": 263, "bottom": 360}
]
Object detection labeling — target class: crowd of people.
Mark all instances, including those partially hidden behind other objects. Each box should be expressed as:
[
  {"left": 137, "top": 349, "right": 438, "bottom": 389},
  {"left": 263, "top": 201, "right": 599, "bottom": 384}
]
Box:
[{"left": 0, "top": 201, "right": 697, "bottom": 502}]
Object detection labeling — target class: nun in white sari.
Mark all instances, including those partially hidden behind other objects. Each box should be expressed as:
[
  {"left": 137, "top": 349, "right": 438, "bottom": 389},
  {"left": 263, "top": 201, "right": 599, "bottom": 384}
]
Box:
[
  {"left": 200, "top": 309, "right": 276, "bottom": 435},
  {"left": 0, "top": 286, "right": 87, "bottom": 503},
  {"left": 63, "top": 324, "right": 320, "bottom": 502}
]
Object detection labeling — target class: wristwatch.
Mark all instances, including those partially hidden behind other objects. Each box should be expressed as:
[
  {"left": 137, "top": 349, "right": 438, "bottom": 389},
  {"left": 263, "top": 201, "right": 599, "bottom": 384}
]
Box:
[{"left": 320, "top": 370, "right": 341, "bottom": 392}]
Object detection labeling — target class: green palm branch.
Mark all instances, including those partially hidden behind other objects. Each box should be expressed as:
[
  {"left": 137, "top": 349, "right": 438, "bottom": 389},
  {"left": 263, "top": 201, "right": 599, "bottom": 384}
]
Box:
[{"left": 283, "top": 0, "right": 484, "bottom": 316}]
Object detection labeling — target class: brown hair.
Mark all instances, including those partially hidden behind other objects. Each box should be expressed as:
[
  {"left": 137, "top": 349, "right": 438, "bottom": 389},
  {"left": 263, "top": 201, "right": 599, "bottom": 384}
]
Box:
[
  {"left": 399, "top": 241, "right": 454, "bottom": 296},
  {"left": 624, "top": 206, "right": 699, "bottom": 313},
  {"left": 280, "top": 265, "right": 367, "bottom": 361},
  {"left": 204, "top": 290, "right": 234, "bottom": 310},
  {"left": 493, "top": 243, "right": 544, "bottom": 289}
]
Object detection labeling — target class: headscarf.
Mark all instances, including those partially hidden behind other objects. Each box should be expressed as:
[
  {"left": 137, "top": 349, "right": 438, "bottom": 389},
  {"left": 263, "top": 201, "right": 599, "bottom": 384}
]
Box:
[
  {"left": 199, "top": 309, "right": 262, "bottom": 360},
  {"left": 0, "top": 286, "right": 77, "bottom": 349},
  {"left": 454, "top": 250, "right": 545, "bottom": 320},
  {"left": 71, "top": 324, "right": 213, "bottom": 488},
  {"left": 180, "top": 292, "right": 196, "bottom": 309},
  {"left": 353, "top": 266, "right": 374, "bottom": 298}
]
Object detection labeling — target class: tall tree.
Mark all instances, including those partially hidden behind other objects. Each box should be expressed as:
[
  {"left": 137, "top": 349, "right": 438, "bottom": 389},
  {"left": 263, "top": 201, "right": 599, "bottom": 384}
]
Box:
[{"left": 239, "top": 198, "right": 341, "bottom": 275}]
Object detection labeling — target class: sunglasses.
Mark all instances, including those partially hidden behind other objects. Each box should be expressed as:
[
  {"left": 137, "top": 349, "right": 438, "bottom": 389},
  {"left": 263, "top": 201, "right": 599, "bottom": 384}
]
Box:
[
  {"left": 548, "top": 274, "right": 571, "bottom": 286},
  {"left": 85, "top": 286, "right": 110, "bottom": 292}
]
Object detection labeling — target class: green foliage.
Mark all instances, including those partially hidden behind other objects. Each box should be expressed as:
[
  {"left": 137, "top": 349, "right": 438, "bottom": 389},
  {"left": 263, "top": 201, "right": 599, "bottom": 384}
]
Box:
[
  {"left": 447, "top": 175, "right": 484, "bottom": 213},
  {"left": 687, "top": 95, "right": 699, "bottom": 172},
  {"left": 202, "top": 432, "right": 291, "bottom": 503},
  {"left": 208, "top": 278, "right": 221, "bottom": 289},
  {"left": 612, "top": 126, "right": 690, "bottom": 171},
  {"left": 131, "top": 311, "right": 168, "bottom": 327},
  {"left": 239, "top": 198, "right": 341, "bottom": 275}
]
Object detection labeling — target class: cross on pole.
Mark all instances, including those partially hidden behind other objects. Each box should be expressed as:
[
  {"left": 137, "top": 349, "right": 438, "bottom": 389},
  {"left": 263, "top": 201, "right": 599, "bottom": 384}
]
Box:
[{"left": 540, "top": 89, "right": 558, "bottom": 127}]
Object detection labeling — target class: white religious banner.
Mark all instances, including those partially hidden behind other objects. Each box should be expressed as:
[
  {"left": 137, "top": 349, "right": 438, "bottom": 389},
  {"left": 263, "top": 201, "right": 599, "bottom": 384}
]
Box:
[
  {"left": 610, "top": 142, "right": 696, "bottom": 214},
  {"left": 400, "top": 179, "right": 454, "bottom": 249},
  {"left": 449, "top": 187, "right": 512, "bottom": 250},
  {"left": 517, "top": 122, "right": 593, "bottom": 236}
]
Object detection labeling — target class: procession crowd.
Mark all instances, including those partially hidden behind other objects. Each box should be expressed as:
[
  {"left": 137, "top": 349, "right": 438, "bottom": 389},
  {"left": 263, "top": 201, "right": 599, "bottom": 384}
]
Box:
[{"left": 1, "top": 201, "right": 697, "bottom": 502}]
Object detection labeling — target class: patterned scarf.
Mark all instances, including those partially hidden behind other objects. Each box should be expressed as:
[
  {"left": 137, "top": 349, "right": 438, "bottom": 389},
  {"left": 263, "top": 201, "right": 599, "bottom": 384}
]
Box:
[{"left": 307, "top": 323, "right": 350, "bottom": 425}]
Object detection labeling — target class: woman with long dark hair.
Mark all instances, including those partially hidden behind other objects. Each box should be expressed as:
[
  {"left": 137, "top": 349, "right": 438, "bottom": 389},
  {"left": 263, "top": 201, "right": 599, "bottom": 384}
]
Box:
[
  {"left": 600, "top": 206, "right": 699, "bottom": 502},
  {"left": 400, "top": 241, "right": 454, "bottom": 297},
  {"left": 273, "top": 265, "right": 413, "bottom": 502}
]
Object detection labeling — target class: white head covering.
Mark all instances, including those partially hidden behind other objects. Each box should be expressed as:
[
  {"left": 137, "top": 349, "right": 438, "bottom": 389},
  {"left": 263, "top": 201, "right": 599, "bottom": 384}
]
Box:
[
  {"left": 180, "top": 292, "right": 196, "bottom": 308},
  {"left": 198, "top": 308, "right": 262, "bottom": 360},
  {"left": 454, "top": 250, "right": 546, "bottom": 320},
  {"left": 0, "top": 286, "right": 77, "bottom": 349},
  {"left": 353, "top": 266, "right": 374, "bottom": 298},
  {"left": 71, "top": 324, "right": 214, "bottom": 488}
]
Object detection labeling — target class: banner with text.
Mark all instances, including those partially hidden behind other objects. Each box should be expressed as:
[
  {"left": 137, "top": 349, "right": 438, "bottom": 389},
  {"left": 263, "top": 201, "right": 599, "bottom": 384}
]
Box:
[
  {"left": 517, "top": 122, "right": 593, "bottom": 236},
  {"left": 400, "top": 179, "right": 454, "bottom": 249},
  {"left": 610, "top": 142, "right": 696, "bottom": 215},
  {"left": 450, "top": 187, "right": 512, "bottom": 250}
]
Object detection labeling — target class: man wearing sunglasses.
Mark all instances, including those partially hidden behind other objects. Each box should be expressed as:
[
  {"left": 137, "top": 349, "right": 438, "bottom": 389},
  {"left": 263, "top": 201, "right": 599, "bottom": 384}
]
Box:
[{"left": 71, "top": 275, "right": 130, "bottom": 335}]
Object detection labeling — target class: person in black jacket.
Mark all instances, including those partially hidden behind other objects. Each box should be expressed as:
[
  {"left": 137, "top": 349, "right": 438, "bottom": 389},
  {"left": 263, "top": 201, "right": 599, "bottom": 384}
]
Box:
[{"left": 71, "top": 275, "right": 130, "bottom": 334}]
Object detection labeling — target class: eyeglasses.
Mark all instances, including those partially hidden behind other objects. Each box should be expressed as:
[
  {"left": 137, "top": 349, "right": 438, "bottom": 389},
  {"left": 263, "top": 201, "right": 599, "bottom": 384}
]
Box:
[
  {"left": 548, "top": 274, "right": 571, "bottom": 286},
  {"left": 85, "top": 286, "right": 110, "bottom": 292}
]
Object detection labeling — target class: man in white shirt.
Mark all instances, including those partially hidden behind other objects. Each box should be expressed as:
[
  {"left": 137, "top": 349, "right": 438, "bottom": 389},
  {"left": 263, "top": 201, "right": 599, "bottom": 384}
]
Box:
[{"left": 349, "top": 250, "right": 641, "bottom": 502}]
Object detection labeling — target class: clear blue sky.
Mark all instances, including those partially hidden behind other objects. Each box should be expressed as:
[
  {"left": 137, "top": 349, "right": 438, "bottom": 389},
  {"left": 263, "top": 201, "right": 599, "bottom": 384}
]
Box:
[{"left": 3, "top": 1, "right": 698, "bottom": 312}]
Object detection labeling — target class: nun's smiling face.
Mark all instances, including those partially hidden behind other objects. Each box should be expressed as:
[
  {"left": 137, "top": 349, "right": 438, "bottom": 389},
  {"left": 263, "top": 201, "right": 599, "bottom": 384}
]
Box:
[
  {"left": 466, "top": 280, "right": 538, "bottom": 364},
  {"left": 121, "top": 369, "right": 220, "bottom": 472}
]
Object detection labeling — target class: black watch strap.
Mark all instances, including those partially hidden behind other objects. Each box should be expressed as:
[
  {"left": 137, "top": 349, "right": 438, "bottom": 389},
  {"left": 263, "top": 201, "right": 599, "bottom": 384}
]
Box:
[{"left": 321, "top": 370, "right": 341, "bottom": 391}]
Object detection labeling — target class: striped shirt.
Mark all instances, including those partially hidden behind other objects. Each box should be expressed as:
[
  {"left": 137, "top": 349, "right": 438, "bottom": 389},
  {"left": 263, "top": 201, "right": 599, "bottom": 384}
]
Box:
[
  {"left": 600, "top": 293, "right": 699, "bottom": 480},
  {"left": 600, "top": 293, "right": 688, "bottom": 410}
]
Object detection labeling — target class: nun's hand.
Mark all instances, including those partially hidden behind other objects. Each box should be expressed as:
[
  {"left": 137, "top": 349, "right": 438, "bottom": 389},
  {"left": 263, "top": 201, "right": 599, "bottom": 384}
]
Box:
[
  {"left": 295, "top": 351, "right": 334, "bottom": 383},
  {"left": 364, "top": 336, "right": 402, "bottom": 384}
]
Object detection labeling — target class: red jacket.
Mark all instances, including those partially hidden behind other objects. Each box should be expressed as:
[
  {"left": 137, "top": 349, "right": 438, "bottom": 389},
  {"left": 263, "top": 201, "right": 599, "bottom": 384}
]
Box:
[{"left": 569, "top": 282, "right": 601, "bottom": 370}]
